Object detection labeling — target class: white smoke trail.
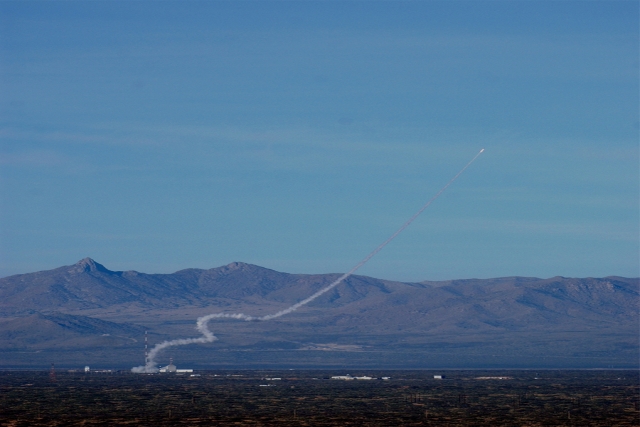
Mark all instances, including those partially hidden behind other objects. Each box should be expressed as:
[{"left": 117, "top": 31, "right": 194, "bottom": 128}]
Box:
[{"left": 132, "top": 149, "right": 484, "bottom": 373}]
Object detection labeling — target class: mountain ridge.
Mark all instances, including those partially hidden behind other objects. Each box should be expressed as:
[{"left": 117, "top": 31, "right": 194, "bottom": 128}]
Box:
[{"left": 0, "top": 258, "right": 637, "bottom": 369}]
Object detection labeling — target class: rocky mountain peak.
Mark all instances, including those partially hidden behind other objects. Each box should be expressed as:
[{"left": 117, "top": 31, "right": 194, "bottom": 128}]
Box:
[
  {"left": 221, "top": 262, "right": 252, "bottom": 272},
  {"left": 69, "top": 257, "right": 110, "bottom": 274},
  {"left": 227, "top": 261, "right": 248, "bottom": 268}
]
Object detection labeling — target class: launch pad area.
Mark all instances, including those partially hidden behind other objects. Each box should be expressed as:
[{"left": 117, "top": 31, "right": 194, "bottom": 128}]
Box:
[{"left": 0, "top": 369, "right": 637, "bottom": 426}]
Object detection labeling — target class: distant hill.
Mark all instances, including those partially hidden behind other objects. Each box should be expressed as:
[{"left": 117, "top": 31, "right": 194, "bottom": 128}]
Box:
[{"left": 0, "top": 258, "right": 637, "bottom": 369}]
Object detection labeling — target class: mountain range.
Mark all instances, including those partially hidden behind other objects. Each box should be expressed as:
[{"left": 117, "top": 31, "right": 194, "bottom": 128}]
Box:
[{"left": 0, "top": 258, "right": 637, "bottom": 369}]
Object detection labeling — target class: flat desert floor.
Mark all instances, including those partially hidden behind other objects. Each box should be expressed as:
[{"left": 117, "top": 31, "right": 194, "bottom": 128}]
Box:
[{"left": 1, "top": 370, "right": 638, "bottom": 426}]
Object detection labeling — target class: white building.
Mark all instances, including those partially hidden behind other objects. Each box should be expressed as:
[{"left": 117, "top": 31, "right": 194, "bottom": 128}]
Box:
[
  {"left": 158, "top": 364, "right": 176, "bottom": 373},
  {"left": 159, "top": 358, "right": 177, "bottom": 373},
  {"left": 157, "top": 357, "right": 193, "bottom": 373},
  {"left": 331, "top": 375, "right": 354, "bottom": 380}
]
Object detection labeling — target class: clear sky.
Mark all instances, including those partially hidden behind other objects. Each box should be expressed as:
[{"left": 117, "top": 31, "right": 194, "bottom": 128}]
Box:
[{"left": 1, "top": 1, "right": 638, "bottom": 281}]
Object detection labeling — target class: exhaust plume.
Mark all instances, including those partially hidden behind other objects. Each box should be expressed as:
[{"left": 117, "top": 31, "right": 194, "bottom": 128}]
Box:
[{"left": 132, "top": 149, "right": 484, "bottom": 373}]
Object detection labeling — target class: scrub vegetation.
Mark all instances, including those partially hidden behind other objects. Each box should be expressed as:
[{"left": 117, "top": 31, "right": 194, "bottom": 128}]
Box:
[{"left": 1, "top": 370, "right": 637, "bottom": 426}]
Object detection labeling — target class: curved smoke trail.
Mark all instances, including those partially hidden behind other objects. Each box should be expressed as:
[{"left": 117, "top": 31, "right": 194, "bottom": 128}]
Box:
[{"left": 132, "top": 149, "right": 484, "bottom": 373}]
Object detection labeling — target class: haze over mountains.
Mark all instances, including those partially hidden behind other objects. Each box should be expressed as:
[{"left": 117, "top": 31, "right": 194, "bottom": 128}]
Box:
[{"left": 0, "top": 258, "right": 637, "bottom": 369}]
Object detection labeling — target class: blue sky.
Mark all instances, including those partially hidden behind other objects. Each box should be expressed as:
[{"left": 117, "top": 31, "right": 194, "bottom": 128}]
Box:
[{"left": 1, "top": 1, "right": 637, "bottom": 281}]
